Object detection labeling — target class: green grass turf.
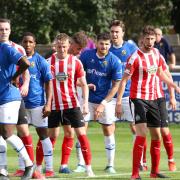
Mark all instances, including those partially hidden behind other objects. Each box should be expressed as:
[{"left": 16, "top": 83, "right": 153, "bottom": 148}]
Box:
[{"left": 7, "top": 122, "right": 180, "bottom": 179}]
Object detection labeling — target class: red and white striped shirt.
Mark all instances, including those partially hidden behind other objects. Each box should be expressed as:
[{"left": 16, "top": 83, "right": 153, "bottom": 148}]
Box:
[
  {"left": 125, "top": 48, "right": 164, "bottom": 100},
  {"left": 48, "top": 53, "right": 85, "bottom": 110},
  {"left": 156, "top": 55, "right": 168, "bottom": 98}
]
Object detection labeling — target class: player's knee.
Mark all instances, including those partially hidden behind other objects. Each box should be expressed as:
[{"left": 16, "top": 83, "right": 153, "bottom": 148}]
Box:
[
  {"left": 16, "top": 124, "right": 29, "bottom": 137},
  {"left": 64, "top": 129, "right": 74, "bottom": 138},
  {"left": 0, "top": 136, "right": 7, "bottom": 153}
]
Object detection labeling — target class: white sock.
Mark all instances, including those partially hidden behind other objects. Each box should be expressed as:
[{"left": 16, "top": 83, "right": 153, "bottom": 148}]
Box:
[
  {"left": 36, "top": 165, "right": 42, "bottom": 173},
  {"left": 168, "top": 159, "right": 174, "bottom": 162},
  {"left": 0, "top": 136, "right": 7, "bottom": 168},
  {"left": 41, "top": 137, "right": 53, "bottom": 171},
  {"left": 6, "top": 135, "right": 33, "bottom": 167},
  {"left": 86, "top": 165, "right": 93, "bottom": 172},
  {"left": 61, "top": 164, "right": 67, "bottom": 169},
  {"left": 76, "top": 141, "right": 85, "bottom": 166},
  {"left": 104, "top": 134, "right": 115, "bottom": 167},
  {"left": 18, "top": 155, "right": 25, "bottom": 170}
]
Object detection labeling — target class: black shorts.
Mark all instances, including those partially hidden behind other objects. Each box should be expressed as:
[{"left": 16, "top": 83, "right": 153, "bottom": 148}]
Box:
[
  {"left": 17, "top": 100, "right": 28, "bottom": 125},
  {"left": 157, "top": 97, "right": 169, "bottom": 127},
  {"left": 131, "top": 98, "right": 161, "bottom": 127},
  {"left": 48, "top": 107, "right": 85, "bottom": 128}
]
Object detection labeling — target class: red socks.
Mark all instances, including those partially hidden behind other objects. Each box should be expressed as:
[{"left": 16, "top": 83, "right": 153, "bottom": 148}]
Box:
[
  {"left": 78, "top": 135, "right": 92, "bottom": 165},
  {"left": 132, "top": 136, "right": 146, "bottom": 177},
  {"left": 21, "top": 135, "right": 34, "bottom": 162},
  {"left": 61, "top": 137, "right": 73, "bottom": 165},
  {"left": 162, "top": 133, "right": 174, "bottom": 160},
  {"left": 150, "top": 140, "right": 161, "bottom": 174}
]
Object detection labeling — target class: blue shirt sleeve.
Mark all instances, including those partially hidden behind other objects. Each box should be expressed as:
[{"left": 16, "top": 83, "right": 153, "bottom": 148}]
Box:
[
  {"left": 4, "top": 43, "right": 23, "bottom": 64},
  {"left": 111, "top": 56, "right": 122, "bottom": 80},
  {"left": 39, "top": 56, "right": 52, "bottom": 82}
]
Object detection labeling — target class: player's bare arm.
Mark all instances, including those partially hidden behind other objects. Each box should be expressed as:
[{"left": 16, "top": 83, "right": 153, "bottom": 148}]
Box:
[
  {"left": 115, "top": 73, "right": 130, "bottom": 119},
  {"left": 20, "top": 69, "right": 30, "bottom": 97},
  {"left": 77, "top": 76, "right": 89, "bottom": 115},
  {"left": 42, "top": 80, "right": 53, "bottom": 118},
  {"left": 169, "top": 53, "right": 176, "bottom": 70},
  {"left": 94, "top": 79, "right": 120, "bottom": 120}
]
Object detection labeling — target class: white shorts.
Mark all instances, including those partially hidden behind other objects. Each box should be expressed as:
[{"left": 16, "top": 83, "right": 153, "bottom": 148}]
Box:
[
  {"left": 26, "top": 106, "right": 48, "bottom": 128},
  {"left": 84, "top": 99, "right": 117, "bottom": 125},
  {"left": 0, "top": 101, "right": 21, "bottom": 124},
  {"left": 119, "top": 96, "right": 134, "bottom": 122}
]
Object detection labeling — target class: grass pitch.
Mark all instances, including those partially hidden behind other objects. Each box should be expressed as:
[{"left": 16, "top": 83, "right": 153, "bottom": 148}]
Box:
[{"left": 7, "top": 122, "right": 180, "bottom": 179}]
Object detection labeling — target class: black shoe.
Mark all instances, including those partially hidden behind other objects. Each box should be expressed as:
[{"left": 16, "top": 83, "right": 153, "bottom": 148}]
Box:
[
  {"left": 0, "top": 174, "right": 9, "bottom": 180},
  {"left": 21, "top": 165, "right": 34, "bottom": 180},
  {"left": 150, "top": 173, "right": 169, "bottom": 178}
]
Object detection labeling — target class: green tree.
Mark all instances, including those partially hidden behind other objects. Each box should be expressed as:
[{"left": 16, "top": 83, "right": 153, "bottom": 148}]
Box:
[
  {"left": 0, "top": 0, "right": 175, "bottom": 43},
  {"left": 171, "top": 0, "right": 180, "bottom": 33},
  {"left": 115, "top": 0, "right": 173, "bottom": 41}
]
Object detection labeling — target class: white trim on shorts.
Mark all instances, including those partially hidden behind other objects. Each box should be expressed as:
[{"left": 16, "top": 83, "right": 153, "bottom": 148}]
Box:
[
  {"left": 26, "top": 106, "right": 48, "bottom": 128},
  {"left": 0, "top": 101, "right": 21, "bottom": 124}
]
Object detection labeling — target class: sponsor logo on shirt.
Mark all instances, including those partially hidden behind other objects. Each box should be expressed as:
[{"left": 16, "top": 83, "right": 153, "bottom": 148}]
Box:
[
  {"left": 87, "top": 69, "right": 107, "bottom": 77},
  {"left": 30, "top": 74, "right": 37, "bottom": 80},
  {"left": 121, "top": 50, "right": 126, "bottom": 56},
  {"left": 102, "top": 60, "right": 108, "bottom": 67},
  {"left": 147, "top": 65, "right": 158, "bottom": 75},
  {"left": 30, "top": 61, "right": 35, "bottom": 67},
  {"left": 56, "top": 72, "right": 69, "bottom": 81},
  {"left": 90, "top": 59, "right": 95, "bottom": 63}
]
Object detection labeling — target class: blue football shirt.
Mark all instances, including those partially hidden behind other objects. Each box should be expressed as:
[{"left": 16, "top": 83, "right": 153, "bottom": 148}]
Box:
[
  {"left": 0, "top": 43, "right": 23, "bottom": 105},
  {"left": 23, "top": 52, "right": 52, "bottom": 108},
  {"left": 80, "top": 49, "right": 122, "bottom": 104}
]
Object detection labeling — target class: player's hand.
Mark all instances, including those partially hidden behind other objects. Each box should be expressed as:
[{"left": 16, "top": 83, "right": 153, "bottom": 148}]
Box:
[
  {"left": 94, "top": 104, "right": 105, "bottom": 120},
  {"left": 20, "top": 83, "right": 29, "bottom": 97},
  {"left": 115, "top": 103, "right": 123, "bottom": 119},
  {"left": 169, "top": 97, "right": 176, "bottom": 110},
  {"left": 82, "top": 102, "right": 89, "bottom": 116},
  {"left": 88, "top": 84, "right": 96, "bottom": 91},
  {"left": 42, "top": 104, "right": 51, "bottom": 118}
]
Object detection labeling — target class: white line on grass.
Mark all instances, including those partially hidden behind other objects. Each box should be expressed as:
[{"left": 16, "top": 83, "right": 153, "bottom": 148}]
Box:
[{"left": 47, "top": 170, "right": 180, "bottom": 179}]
